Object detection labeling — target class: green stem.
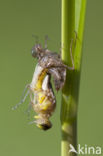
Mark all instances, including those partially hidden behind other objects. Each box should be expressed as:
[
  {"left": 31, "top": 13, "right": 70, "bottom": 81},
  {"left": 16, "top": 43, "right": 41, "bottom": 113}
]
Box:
[{"left": 61, "top": 0, "right": 86, "bottom": 156}]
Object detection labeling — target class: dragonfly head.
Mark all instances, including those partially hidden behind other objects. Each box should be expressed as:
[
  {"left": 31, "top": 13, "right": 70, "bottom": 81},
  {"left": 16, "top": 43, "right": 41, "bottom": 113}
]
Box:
[
  {"left": 31, "top": 44, "right": 43, "bottom": 59},
  {"left": 34, "top": 115, "right": 52, "bottom": 130}
]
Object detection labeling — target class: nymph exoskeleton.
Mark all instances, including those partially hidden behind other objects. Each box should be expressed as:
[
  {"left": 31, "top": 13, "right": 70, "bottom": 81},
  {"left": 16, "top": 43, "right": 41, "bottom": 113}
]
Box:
[{"left": 31, "top": 37, "right": 75, "bottom": 91}]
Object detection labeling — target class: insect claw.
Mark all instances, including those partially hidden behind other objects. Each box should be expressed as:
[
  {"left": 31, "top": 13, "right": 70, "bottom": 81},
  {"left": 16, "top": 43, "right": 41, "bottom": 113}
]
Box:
[
  {"left": 12, "top": 101, "right": 22, "bottom": 110},
  {"left": 12, "top": 105, "right": 17, "bottom": 110},
  {"left": 28, "top": 120, "right": 36, "bottom": 125}
]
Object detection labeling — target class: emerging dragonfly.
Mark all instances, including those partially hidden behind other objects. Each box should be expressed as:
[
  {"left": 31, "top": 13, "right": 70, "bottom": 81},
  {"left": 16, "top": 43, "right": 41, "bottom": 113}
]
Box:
[{"left": 12, "top": 36, "right": 75, "bottom": 130}]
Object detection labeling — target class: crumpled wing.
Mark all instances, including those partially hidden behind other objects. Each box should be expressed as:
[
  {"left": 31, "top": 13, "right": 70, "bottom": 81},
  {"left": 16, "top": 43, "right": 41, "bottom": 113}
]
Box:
[
  {"left": 39, "top": 55, "right": 68, "bottom": 69},
  {"left": 48, "top": 67, "right": 66, "bottom": 91}
]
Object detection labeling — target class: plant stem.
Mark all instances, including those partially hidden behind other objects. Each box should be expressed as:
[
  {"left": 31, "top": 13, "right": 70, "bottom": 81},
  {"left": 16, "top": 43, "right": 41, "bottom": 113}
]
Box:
[{"left": 61, "top": 0, "right": 86, "bottom": 156}]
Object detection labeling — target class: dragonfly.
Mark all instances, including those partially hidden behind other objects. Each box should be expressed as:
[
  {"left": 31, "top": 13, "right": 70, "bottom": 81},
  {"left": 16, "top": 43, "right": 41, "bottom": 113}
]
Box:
[{"left": 12, "top": 36, "right": 75, "bottom": 130}]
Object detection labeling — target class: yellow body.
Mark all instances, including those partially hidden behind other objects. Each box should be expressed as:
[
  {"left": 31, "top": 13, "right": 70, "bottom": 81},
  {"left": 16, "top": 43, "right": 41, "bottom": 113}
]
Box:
[
  {"left": 30, "top": 64, "right": 56, "bottom": 130},
  {"left": 33, "top": 68, "right": 52, "bottom": 112},
  {"left": 35, "top": 68, "right": 48, "bottom": 90}
]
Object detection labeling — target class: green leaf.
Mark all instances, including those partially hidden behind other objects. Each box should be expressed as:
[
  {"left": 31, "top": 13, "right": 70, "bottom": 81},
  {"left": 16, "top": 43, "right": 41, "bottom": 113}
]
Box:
[{"left": 61, "top": 0, "right": 87, "bottom": 156}]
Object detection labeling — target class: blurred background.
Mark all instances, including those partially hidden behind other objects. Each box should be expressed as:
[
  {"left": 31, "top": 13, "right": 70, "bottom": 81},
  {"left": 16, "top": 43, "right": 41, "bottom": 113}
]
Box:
[{"left": 0, "top": 0, "right": 103, "bottom": 156}]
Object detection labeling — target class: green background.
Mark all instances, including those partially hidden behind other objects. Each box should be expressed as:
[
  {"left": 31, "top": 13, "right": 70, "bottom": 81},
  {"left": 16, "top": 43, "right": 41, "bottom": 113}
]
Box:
[{"left": 0, "top": 0, "right": 103, "bottom": 156}]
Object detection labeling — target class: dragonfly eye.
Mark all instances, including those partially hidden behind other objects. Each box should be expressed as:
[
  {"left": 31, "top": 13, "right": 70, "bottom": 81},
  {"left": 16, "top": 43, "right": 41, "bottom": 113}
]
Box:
[
  {"left": 37, "top": 123, "right": 52, "bottom": 130},
  {"left": 31, "top": 44, "right": 42, "bottom": 58},
  {"left": 31, "top": 47, "right": 37, "bottom": 57}
]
